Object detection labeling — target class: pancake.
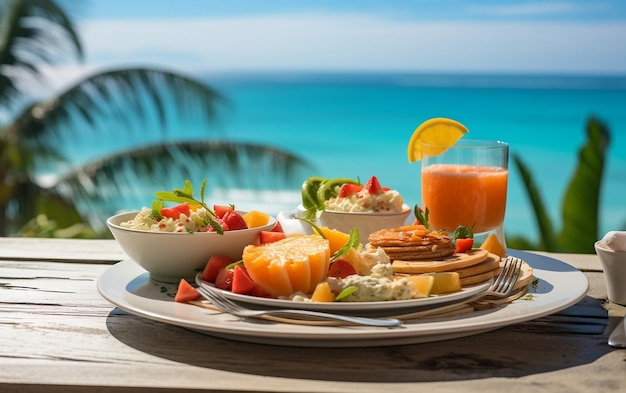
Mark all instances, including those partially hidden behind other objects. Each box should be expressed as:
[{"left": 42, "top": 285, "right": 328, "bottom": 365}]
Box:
[
  {"left": 454, "top": 253, "right": 501, "bottom": 278},
  {"left": 391, "top": 248, "right": 489, "bottom": 274},
  {"left": 460, "top": 270, "right": 497, "bottom": 286},
  {"left": 367, "top": 225, "right": 455, "bottom": 260}
]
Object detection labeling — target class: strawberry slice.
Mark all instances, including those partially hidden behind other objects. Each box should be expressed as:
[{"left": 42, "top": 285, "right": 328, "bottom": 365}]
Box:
[
  {"left": 201, "top": 255, "right": 234, "bottom": 282},
  {"left": 338, "top": 183, "right": 363, "bottom": 198},
  {"left": 160, "top": 203, "right": 191, "bottom": 219},
  {"left": 213, "top": 204, "right": 234, "bottom": 219},
  {"left": 328, "top": 259, "right": 357, "bottom": 279},
  {"left": 363, "top": 176, "right": 384, "bottom": 195},
  {"left": 223, "top": 210, "right": 248, "bottom": 230},
  {"left": 206, "top": 217, "right": 229, "bottom": 232}
]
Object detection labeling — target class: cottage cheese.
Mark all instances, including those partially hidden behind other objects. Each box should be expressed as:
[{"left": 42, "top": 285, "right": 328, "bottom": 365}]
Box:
[
  {"left": 328, "top": 262, "right": 414, "bottom": 302},
  {"left": 120, "top": 207, "right": 213, "bottom": 233},
  {"left": 325, "top": 189, "right": 404, "bottom": 213}
]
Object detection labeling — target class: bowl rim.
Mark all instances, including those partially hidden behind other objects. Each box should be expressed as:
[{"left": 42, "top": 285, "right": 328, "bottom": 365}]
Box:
[
  {"left": 106, "top": 210, "right": 276, "bottom": 235},
  {"left": 320, "top": 204, "right": 412, "bottom": 217},
  {"left": 594, "top": 240, "right": 626, "bottom": 254}
]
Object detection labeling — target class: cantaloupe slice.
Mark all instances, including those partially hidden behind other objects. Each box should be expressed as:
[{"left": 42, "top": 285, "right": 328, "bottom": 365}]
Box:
[
  {"left": 242, "top": 210, "right": 270, "bottom": 228},
  {"left": 315, "top": 226, "right": 350, "bottom": 256},
  {"left": 242, "top": 235, "right": 330, "bottom": 298},
  {"left": 480, "top": 233, "right": 506, "bottom": 258},
  {"left": 311, "top": 282, "right": 334, "bottom": 302}
]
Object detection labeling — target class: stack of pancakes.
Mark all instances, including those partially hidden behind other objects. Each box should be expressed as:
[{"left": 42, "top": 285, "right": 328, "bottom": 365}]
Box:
[
  {"left": 368, "top": 225, "right": 505, "bottom": 287},
  {"left": 367, "top": 225, "right": 455, "bottom": 260}
]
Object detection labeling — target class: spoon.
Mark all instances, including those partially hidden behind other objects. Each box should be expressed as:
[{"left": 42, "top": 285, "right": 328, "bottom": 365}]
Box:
[{"left": 608, "top": 315, "right": 626, "bottom": 348}]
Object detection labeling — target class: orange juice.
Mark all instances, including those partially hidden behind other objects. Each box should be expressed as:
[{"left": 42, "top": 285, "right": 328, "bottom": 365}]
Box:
[{"left": 421, "top": 164, "right": 508, "bottom": 233}]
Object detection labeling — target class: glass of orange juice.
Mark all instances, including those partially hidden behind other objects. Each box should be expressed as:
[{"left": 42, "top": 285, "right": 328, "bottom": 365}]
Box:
[{"left": 421, "top": 140, "right": 509, "bottom": 247}]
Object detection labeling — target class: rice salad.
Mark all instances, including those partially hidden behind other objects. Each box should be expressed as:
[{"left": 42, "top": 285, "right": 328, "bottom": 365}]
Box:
[{"left": 121, "top": 207, "right": 214, "bottom": 233}]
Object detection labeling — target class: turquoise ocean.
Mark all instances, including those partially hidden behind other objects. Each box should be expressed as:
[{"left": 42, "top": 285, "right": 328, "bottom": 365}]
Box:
[{"left": 64, "top": 72, "right": 626, "bottom": 242}]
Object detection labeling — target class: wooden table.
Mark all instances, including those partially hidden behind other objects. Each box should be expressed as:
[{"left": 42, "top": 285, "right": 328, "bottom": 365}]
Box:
[{"left": 1, "top": 237, "right": 625, "bottom": 392}]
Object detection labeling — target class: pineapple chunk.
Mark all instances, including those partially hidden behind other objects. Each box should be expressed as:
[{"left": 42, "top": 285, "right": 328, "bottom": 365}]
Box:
[
  {"left": 311, "top": 282, "right": 334, "bottom": 302},
  {"left": 403, "top": 274, "right": 435, "bottom": 298},
  {"left": 428, "top": 272, "right": 462, "bottom": 294}
]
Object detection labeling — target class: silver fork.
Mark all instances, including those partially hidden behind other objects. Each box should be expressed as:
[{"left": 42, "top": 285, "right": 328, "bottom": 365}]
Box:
[
  {"left": 195, "top": 285, "right": 403, "bottom": 327},
  {"left": 391, "top": 256, "right": 524, "bottom": 320},
  {"left": 482, "top": 256, "right": 524, "bottom": 298}
]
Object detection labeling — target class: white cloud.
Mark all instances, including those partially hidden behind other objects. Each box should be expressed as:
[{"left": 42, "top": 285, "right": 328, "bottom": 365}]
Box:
[{"left": 67, "top": 13, "right": 626, "bottom": 75}]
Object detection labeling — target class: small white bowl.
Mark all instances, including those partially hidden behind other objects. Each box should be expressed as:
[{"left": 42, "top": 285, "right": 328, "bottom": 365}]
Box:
[
  {"left": 595, "top": 240, "right": 626, "bottom": 305},
  {"left": 318, "top": 204, "right": 412, "bottom": 243},
  {"left": 107, "top": 211, "right": 276, "bottom": 283}
]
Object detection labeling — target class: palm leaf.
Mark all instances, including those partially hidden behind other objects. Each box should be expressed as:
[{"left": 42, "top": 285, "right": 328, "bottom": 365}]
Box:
[
  {"left": 0, "top": 0, "right": 82, "bottom": 107},
  {"left": 6, "top": 67, "right": 228, "bottom": 154},
  {"left": 557, "top": 117, "right": 610, "bottom": 253},
  {"left": 52, "top": 140, "right": 314, "bottom": 230},
  {"left": 512, "top": 154, "right": 556, "bottom": 250}
]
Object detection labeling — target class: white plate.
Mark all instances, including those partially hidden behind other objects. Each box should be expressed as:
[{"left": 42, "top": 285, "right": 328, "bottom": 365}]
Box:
[
  {"left": 97, "top": 250, "right": 588, "bottom": 347},
  {"left": 194, "top": 274, "right": 493, "bottom": 314}
]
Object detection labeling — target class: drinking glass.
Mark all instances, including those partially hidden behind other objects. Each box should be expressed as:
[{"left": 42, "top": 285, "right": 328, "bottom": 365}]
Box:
[{"left": 420, "top": 140, "right": 509, "bottom": 248}]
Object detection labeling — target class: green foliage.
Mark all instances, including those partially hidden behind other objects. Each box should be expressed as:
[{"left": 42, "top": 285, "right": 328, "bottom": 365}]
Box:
[
  {"left": 0, "top": 0, "right": 312, "bottom": 237},
  {"left": 508, "top": 116, "right": 613, "bottom": 253}
]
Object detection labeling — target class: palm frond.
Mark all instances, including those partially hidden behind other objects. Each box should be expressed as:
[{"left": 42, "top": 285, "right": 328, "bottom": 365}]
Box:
[
  {"left": 557, "top": 116, "right": 610, "bottom": 253},
  {"left": 511, "top": 154, "right": 556, "bottom": 250},
  {"left": 6, "top": 67, "right": 228, "bottom": 161},
  {"left": 0, "top": 0, "right": 82, "bottom": 107},
  {"left": 52, "top": 140, "right": 315, "bottom": 230}
]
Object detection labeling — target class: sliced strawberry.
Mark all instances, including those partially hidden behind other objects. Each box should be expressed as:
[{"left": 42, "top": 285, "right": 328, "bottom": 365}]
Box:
[
  {"left": 206, "top": 217, "right": 229, "bottom": 232},
  {"left": 455, "top": 238, "right": 474, "bottom": 254},
  {"left": 271, "top": 221, "right": 284, "bottom": 233},
  {"left": 201, "top": 255, "right": 234, "bottom": 282},
  {"left": 259, "top": 230, "right": 287, "bottom": 244},
  {"left": 213, "top": 204, "right": 234, "bottom": 219},
  {"left": 337, "top": 183, "right": 363, "bottom": 198},
  {"left": 222, "top": 210, "right": 248, "bottom": 231},
  {"left": 214, "top": 268, "right": 234, "bottom": 290},
  {"left": 328, "top": 259, "right": 357, "bottom": 279},
  {"left": 160, "top": 203, "right": 191, "bottom": 219},
  {"left": 232, "top": 265, "right": 258, "bottom": 295},
  {"left": 174, "top": 279, "right": 201, "bottom": 303},
  {"left": 363, "top": 176, "right": 384, "bottom": 195}
]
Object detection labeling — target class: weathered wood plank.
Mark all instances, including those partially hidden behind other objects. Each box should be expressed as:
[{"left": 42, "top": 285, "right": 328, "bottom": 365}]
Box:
[{"left": 1, "top": 247, "right": 625, "bottom": 392}]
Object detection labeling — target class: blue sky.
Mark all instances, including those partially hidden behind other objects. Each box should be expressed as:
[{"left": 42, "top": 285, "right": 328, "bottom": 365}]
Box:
[{"left": 53, "top": 0, "right": 626, "bottom": 78}]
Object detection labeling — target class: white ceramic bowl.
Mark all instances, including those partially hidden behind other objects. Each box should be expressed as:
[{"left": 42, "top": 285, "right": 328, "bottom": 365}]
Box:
[
  {"left": 594, "top": 240, "right": 626, "bottom": 305},
  {"left": 107, "top": 211, "right": 277, "bottom": 283},
  {"left": 318, "top": 204, "right": 412, "bottom": 243}
]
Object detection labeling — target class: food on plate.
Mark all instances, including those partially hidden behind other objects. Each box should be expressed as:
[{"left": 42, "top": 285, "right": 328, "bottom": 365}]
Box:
[
  {"left": 367, "top": 225, "right": 455, "bottom": 260},
  {"left": 480, "top": 233, "right": 507, "bottom": 257},
  {"left": 174, "top": 279, "right": 201, "bottom": 303},
  {"left": 300, "top": 175, "right": 404, "bottom": 220},
  {"left": 326, "top": 262, "right": 414, "bottom": 302},
  {"left": 119, "top": 179, "right": 270, "bottom": 234},
  {"left": 425, "top": 272, "right": 462, "bottom": 294},
  {"left": 192, "top": 216, "right": 532, "bottom": 305},
  {"left": 242, "top": 235, "right": 331, "bottom": 298},
  {"left": 407, "top": 117, "right": 469, "bottom": 163}
]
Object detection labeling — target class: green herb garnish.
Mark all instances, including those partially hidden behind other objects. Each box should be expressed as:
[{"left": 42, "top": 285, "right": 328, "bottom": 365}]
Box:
[
  {"left": 152, "top": 179, "right": 224, "bottom": 234},
  {"left": 413, "top": 204, "right": 431, "bottom": 230},
  {"left": 334, "top": 285, "right": 358, "bottom": 301},
  {"left": 331, "top": 227, "right": 360, "bottom": 261}
]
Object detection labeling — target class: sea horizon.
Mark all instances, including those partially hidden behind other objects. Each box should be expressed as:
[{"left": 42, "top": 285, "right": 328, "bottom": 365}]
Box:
[{"left": 57, "top": 71, "right": 626, "bottom": 242}]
